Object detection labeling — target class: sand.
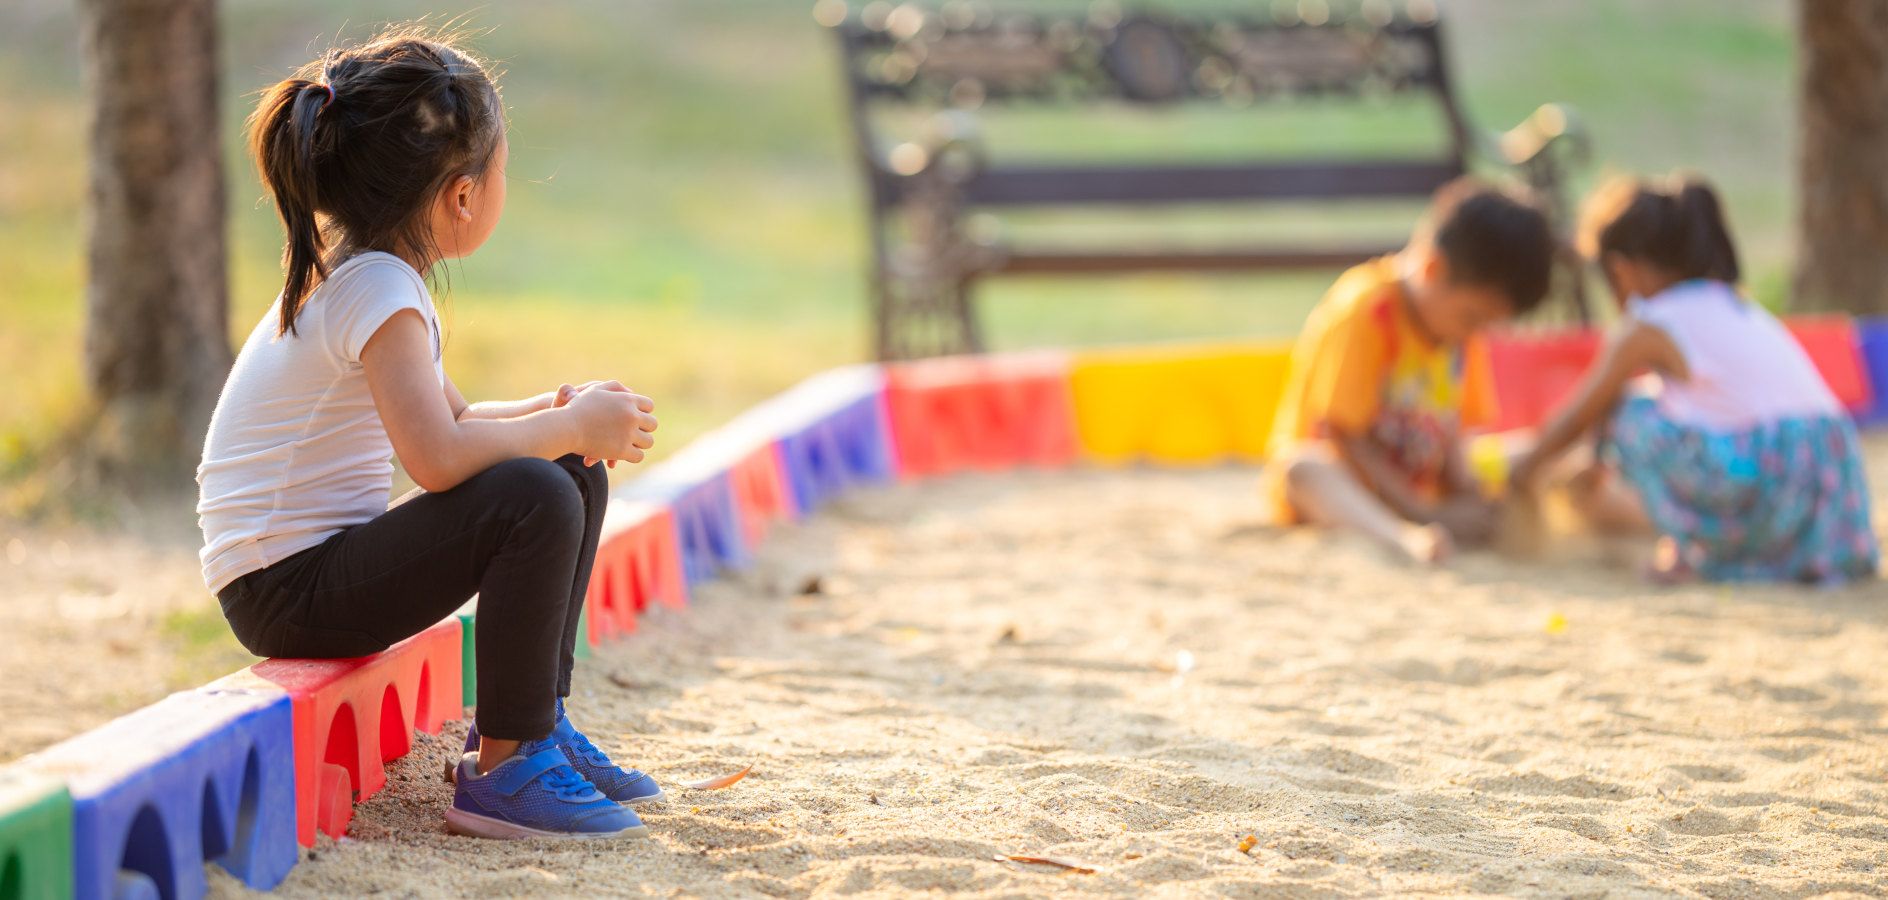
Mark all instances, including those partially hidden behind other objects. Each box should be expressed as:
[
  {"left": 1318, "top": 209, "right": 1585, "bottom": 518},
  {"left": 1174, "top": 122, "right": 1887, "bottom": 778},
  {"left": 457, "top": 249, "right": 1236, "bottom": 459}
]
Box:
[
  {"left": 0, "top": 524, "right": 253, "bottom": 764},
  {"left": 197, "top": 447, "right": 1888, "bottom": 898}
]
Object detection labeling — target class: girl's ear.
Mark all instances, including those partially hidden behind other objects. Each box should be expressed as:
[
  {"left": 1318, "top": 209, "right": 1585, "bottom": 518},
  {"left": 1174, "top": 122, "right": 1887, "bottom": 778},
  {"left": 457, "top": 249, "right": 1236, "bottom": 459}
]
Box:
[
  {"left": 449, "top": 173, "right": 478, "bottom": 221},
  {"left": 1599, "top": 252, "right": 1635, "bottom": 307}
]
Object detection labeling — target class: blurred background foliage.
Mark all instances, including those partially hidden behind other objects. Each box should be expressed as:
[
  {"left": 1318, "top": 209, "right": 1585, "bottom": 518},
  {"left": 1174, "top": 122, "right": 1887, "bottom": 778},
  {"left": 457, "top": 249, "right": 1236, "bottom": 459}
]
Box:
[{"left": 0, "top": 0, "right": 1793, "bottom": 507}]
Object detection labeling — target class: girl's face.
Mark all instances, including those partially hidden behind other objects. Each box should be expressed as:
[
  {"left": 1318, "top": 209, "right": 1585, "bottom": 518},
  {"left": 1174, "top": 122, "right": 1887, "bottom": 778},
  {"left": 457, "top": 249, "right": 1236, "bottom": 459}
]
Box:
[{"left": 430, "top": 132, "right": 508, "bottom": 262}]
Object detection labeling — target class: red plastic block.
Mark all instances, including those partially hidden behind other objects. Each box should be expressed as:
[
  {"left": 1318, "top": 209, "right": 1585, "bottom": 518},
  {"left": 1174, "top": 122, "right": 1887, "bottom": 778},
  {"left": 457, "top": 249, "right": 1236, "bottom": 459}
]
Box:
[
  {"left": 210, "top": 620, "right": 462, "bottom": 847},
  {"left": 730, "top": 444, "right": 796, "bottom": 545},
  {"left": 885, "top": 352, "right": 1078, "bottom": 478},
  {"left": 1786, "top": 316, "right": 1874, "bottom": 413},
  {"left": 586, "top": 500, "right": 687, "bottom": 645},
  {"left": 1485, "top": 329, "right": 1603, "bottom": 432}
]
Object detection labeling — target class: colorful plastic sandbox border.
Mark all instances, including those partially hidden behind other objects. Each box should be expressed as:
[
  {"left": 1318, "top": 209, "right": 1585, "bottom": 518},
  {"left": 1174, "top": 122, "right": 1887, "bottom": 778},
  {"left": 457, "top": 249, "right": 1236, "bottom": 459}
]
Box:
[{"left": 4, "top": 316, "right": 1884, "bottom": 898}]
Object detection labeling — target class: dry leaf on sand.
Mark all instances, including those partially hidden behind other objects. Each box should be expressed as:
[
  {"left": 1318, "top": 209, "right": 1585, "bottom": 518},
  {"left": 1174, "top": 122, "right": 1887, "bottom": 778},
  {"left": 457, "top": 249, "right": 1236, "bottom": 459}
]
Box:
[
  {"left": 683, "top": 765, "right": 752, "bottom": 790},
  {"left": 997, "top": 854, "right": 1097, "bottom": 874}
]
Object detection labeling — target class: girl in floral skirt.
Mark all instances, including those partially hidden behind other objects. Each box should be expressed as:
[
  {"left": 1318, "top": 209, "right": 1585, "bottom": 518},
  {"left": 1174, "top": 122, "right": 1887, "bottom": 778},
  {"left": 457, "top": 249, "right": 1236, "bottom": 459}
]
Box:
[{"left": 1511, "top": 174, "right": 1878, "bottom": 584}]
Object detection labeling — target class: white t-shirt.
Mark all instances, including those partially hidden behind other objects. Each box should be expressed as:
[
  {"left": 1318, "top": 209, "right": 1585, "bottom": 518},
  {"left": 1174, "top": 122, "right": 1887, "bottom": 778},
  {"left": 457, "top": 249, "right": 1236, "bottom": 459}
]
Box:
[
  {"left": 1630, "top": 279, "right": 1841, "bottom": 431},
  {"left": 197, "top": 252, "right": 444, "bottom": 592}
]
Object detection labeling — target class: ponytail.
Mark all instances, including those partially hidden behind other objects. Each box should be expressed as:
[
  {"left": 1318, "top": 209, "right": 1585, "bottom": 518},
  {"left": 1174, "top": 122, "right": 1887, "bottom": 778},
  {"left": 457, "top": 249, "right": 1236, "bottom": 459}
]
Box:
[
  {"left": 1671, "top": 180, "right": 1740, "bottom": 284},
  {"left": 248, "top": 76, "right": 335, "bottom": 336},
  {"left": 1577, "top": 172, "right": 1741, "bottom": 284}
]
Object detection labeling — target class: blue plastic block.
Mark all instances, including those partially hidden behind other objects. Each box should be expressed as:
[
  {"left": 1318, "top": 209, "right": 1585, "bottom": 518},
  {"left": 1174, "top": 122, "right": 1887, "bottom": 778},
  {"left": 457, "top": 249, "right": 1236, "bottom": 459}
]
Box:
[
  {"left": 1857, "top": 317, "right": 1888, "bottom": 425},
  {"left": 668, "top": 475, "right": 748, "bottom": 585},
  {"left": 615, "top": 365, "right": 891, "bottom": 583},
  {"left": 753, "top": 366, "right": 893, "bottom": 514},
  {"left": 17, "top": 690, "right": 299, "bottom": 899},
  {"left": 671, "top": 364, "right": 894, "bottom": 521},
  {"left": 623, "top": 453, "right": 749, "bottom": 587},
  {"left": 778, "top": 392, "right": 894, "bottom": 513}
]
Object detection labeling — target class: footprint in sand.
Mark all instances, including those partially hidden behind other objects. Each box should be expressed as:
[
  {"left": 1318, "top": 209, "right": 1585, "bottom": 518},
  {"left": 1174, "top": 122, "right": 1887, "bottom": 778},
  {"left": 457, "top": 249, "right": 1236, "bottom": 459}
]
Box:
[
  {"left": 1667, "top": 763, "right": 1746, "bottom": 784},
  {"left": 1469, "top": 772, "right": 1634, "bottom": 801},
  {"left": 1665, "top": 806, "right": 1760, "bottom": 837}
]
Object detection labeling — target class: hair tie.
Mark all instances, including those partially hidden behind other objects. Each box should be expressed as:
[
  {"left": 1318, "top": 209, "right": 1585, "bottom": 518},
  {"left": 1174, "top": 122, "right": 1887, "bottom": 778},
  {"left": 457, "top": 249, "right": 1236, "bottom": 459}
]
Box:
[{"left": 319, "top": 56, "right": 338, "bottom": 109}]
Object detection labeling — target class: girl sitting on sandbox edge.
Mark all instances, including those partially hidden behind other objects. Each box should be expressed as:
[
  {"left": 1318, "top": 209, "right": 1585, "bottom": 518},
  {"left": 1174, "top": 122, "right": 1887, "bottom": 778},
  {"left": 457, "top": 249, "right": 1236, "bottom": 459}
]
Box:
[
  {"left": 197, "top": 27, "right": 663, "bottom": 839},
  {"left": 1510, "top": 173, "right": 1879, "bottom": 585}
]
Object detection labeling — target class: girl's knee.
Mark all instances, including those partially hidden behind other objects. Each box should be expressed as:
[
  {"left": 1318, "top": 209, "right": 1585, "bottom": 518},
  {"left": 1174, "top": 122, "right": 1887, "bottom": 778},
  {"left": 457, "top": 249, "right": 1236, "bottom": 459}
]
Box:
[
  {"left": 487, "top": 457, "right": 585, "bottom": 526},
  {"left": 559, "top": 453, "right": 609, "bottom": 497}
]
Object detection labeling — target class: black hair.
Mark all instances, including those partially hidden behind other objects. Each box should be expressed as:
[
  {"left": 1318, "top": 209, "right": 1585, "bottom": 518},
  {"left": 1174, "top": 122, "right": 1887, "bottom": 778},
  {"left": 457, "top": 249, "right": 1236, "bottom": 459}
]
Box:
[
  {"left": 246, "top": 25, "right": 504, "bottom": 336},
  {"left": 1578, "top": 172, "right": 1740, "bottom": 284},
  {"left": 1412, "top": 177, "right": 1556, "bottom": 316}
]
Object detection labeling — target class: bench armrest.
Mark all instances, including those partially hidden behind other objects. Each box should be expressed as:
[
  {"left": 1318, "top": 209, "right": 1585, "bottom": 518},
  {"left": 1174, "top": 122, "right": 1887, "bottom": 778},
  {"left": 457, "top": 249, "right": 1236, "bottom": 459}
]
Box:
[
  {"left": 874, "top": 110, "right": 989, "bottom": 185},
  {"left": 1476, "top": 102, "right": 1591, "bottom": 228},
  {"left": 1486, "top": 102, "right": 1591, "bottom": 171}
]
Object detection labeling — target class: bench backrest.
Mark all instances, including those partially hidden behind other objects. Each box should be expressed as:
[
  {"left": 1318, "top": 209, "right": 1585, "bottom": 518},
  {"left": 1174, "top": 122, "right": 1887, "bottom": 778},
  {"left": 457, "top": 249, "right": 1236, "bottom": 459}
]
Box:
[{"left": 826, "top": 3, "right": 1476, "bottom": 209}]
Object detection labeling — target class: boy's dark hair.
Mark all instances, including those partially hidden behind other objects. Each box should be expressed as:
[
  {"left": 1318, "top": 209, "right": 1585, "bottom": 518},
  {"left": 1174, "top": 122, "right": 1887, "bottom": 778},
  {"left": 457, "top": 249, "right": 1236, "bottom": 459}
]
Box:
[
  {"left": 1412, "top": 177, "right": 1556, "bottom": 316},
  {"left": 1578, "top": 173, "right": 1740, "bottom": 284},
  {"left": 247, "top": 26, "right": 504, "bottom": 336}
]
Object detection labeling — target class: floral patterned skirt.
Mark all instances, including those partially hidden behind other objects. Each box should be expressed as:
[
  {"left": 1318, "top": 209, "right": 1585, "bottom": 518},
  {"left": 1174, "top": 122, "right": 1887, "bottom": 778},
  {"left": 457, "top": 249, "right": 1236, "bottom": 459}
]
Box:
[{"left": 1608, "top": 395, "right": 1879, "bottom": 584}]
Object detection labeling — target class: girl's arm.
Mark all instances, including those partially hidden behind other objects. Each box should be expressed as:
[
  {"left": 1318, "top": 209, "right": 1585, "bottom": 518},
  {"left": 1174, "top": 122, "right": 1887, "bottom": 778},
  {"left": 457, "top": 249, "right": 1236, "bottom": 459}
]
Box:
[
  {"left": 1510, "top": 321, "right": 1686, "bottom": 488},
  {"left": 449, "top": 379, "right": 628, "bottom": 422},
  {"left": 363, "top": 311, "right": 656, "bottom": 492},
  {"left": 449, "top": 378, "right": 554, "bottom": 421}
]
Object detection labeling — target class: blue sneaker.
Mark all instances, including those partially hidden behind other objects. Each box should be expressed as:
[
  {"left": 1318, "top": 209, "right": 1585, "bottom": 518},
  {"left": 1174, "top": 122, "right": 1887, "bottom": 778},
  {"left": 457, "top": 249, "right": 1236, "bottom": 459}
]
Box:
[
  {"left": 463, "top": 700, "right": 664, "bottom": 805},
  {"left": 445, "top": 739, "right": 647, "bottom": 840}
]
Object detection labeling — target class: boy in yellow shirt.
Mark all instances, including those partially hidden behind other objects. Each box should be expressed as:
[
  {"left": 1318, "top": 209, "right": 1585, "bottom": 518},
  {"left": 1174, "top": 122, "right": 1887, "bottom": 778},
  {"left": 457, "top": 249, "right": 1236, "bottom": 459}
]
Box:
[{"left": 1265, "top": 179, "right": 1554, "bottom": 563}]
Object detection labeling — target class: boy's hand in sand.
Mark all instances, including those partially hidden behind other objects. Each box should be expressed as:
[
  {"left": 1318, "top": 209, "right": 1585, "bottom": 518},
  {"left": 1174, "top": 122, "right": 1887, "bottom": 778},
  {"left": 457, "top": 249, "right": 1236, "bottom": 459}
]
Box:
[
  {"left": 562, "top": 382, "right": 657, "bottom": 467},
  {"left": 1431, "top": 495, "right": 1499, "bottom": 546}
]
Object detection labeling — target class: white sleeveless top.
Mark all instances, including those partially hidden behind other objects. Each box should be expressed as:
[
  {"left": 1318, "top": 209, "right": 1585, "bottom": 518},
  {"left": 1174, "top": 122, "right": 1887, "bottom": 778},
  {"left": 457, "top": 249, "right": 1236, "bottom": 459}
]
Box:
[
  {"left": 196, "top": 252, "right": 444, "bottom": 592},
  {"left": 1629, "top": 279, "right": 1840, "bottom": 432}
]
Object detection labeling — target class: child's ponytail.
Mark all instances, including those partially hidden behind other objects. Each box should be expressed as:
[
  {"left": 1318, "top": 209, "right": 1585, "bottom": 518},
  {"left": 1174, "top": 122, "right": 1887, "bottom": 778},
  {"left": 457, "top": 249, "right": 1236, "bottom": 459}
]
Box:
[
  {"left": 244, "top": 27, "right": 504, "bottom": 338},
  {"left": 1671, "top": 180, "right": 1740, "bottom": 284},
  {"left": 1578, "top": 172, "right": 1741, "bottom": 284},
  {"left": 248, "top": 75, "right": 335, "bottom": 336}
]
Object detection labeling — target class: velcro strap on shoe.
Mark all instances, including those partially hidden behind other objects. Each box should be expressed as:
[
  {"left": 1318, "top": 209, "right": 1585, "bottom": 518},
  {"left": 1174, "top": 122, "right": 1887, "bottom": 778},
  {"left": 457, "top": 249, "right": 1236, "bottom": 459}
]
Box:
[{"left": 493, "top": 747, "right": 574, "bottom": 797}]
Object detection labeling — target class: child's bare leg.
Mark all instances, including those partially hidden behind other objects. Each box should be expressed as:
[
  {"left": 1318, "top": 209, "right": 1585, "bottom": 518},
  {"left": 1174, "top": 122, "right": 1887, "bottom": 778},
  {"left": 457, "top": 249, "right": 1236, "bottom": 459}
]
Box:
[
  {"left": 1279, "top": 446, "right": 1450, "bottom": 564},
  {"left": 477, "top": 738, "right": 522, "bottom": 775}
]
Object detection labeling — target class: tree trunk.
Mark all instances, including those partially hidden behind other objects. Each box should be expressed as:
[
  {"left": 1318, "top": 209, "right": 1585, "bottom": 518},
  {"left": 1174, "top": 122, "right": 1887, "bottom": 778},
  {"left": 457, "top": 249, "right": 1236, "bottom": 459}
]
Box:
[
  {"left": 1795, "top": 0, "right": 1888, "bottom": 315},
  {"left": 78, "top": 0, "right": 229, "bottom": 491}
]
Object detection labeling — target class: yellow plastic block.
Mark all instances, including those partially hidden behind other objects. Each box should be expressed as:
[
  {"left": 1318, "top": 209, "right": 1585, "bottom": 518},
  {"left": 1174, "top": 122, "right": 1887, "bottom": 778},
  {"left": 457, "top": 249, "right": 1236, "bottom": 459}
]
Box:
[
  {"left": 1070, "top": 342, "right": 1293, "bottom": 465},
  {"left": 1066, "top": 358, "right": 1158, "bottom": 464},
  {"left": 1466, "top": 430, "right": 1533, "bottom": 496}
]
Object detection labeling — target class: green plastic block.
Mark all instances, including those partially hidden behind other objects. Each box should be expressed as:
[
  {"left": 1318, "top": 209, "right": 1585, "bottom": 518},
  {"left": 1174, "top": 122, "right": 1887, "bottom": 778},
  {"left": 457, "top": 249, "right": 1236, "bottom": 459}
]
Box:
[
  {"left": 453, "top": 598, "right": 590, "bottom": 713},
  {"left": 456, "top": 608, "right": 478, "bottom": 710},
  {"left": 0, "top": 771, "right": 74, "bottom": 900},
  {"left": 575, "top": 606, "right": 592, "bottom": 660}
]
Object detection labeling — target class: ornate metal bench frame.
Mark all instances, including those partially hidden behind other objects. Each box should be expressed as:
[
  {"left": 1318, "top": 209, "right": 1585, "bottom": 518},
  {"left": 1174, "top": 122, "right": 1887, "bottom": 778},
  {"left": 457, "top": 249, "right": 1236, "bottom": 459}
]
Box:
[{"left": 824, "top": 2, "right": 1591, "bottom": 359}]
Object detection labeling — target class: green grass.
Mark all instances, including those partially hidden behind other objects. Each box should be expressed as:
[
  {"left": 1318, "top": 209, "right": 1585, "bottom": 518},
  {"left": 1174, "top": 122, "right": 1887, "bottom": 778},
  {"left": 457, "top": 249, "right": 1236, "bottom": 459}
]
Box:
[
  {"left": 160, "top": 605, "right": 260, "bottom": 687},
  {"left": 0, "top": 0, "right": 1796, "bottom": 491}
]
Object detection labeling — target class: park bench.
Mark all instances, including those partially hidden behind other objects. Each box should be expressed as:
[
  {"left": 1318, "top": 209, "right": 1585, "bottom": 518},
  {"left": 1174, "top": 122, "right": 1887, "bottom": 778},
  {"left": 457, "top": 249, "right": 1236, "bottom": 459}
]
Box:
[{"left": 821, "top": 1, "right": 1591, "bottom": 359}]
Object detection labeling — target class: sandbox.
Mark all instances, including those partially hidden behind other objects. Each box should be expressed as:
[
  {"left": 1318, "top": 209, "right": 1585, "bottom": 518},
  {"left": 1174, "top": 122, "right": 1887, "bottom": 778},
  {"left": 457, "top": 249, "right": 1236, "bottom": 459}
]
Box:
[
  {"left": 235, "top": 459, "right": 1888, "bottom": 897},
  {"left": 8, "top": 332, "right": 1888, "bottom": 899}
]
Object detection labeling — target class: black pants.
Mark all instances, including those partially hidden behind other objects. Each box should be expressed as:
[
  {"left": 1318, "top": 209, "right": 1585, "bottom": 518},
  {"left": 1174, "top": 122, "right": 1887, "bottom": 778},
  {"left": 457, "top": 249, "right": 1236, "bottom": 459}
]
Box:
[{"left": 217, "top": 454, "right": 606, "bottom": 741}]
